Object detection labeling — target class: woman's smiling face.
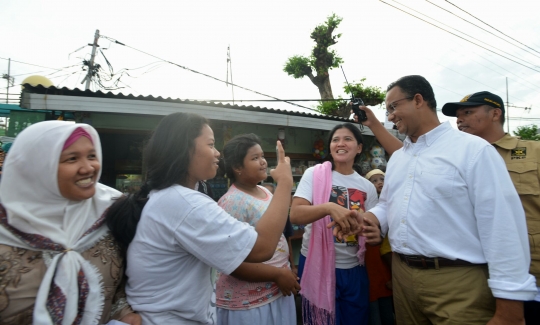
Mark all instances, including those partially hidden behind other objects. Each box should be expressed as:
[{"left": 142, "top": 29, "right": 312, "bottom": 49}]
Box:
[{"left": 57, "top": 136, "right": 100, "bottom": 201}]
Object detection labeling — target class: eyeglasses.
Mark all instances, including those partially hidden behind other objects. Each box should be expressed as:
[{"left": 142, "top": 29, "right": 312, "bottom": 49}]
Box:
[{"left": 386, "top": 96, "right": 414, "bottom": 116}]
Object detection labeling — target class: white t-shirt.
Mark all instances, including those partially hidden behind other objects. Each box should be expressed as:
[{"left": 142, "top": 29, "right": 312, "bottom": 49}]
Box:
[
  {"left": 126, "top": 185, "right": 258, "bottom": 325},
  {"left": 294, "top": 166, "right": 378, "bottom": 269}
]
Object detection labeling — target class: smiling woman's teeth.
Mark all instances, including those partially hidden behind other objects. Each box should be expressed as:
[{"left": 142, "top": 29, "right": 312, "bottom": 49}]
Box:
[{"left": 76, "top": 178, "right": 92, "bottom": 185}]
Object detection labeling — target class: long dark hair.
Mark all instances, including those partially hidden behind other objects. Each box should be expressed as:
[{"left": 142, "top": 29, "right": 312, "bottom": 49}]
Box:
[
  {"left": 106, "top": 112, "right": 209, "bottom": 255},
  {"left": 221, "top": 133, "right": 261, "bottom": 183},
  {"left": 326, "top": 123, "right": 364, "bottom": 169}
]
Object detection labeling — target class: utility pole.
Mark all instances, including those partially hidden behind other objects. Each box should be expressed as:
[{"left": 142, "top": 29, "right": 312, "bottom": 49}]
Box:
[
  {"left": 82, "top": 29, "right": 100, "bottom": 90},
  {"left": 226, "top": 46, "right": 235, "bottom": 104},
  {"left": 506, "top": 77, "right": 509, "bottom": 133},
  {"left": 2, "top": 58, "right": 14, "bottom": 104}
]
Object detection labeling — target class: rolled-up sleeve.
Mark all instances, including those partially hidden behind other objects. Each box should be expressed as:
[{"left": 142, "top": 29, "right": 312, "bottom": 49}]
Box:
[{"left": 468, "top": 145, "right": 537, "bottom": 300}]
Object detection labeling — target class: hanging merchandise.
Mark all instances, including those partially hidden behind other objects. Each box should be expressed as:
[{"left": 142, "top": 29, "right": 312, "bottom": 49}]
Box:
[
  {"left": 370, "top": 156, "right": 387, "bottom": 170},
  {"left": 312, "top": 137, "right": 326, "bottom": 160},
  {"left": 369, "top": 145, "right": 385, "bottom": 158}
]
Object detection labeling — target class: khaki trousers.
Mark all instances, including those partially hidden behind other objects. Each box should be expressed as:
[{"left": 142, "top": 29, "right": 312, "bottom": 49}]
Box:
[{"left": 392, "top": 253, "right": 496, "bottom": 325}]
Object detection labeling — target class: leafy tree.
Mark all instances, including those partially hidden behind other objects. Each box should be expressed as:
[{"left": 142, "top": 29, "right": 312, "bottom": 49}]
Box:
[
  {"left": 513, "top": 124, "right": 540, "bottom": 141},
  {"left": 343, "top": 78, "right": 386, "bottom": 106},
  {"left": 284, "top": 14, "right": 386, "bottom": 117},
  {"left": 284, "top": 14, "right": 344, "bottom": 101},
  {"left": 315, "top": 80, "right": 386, "bottom": 116}
]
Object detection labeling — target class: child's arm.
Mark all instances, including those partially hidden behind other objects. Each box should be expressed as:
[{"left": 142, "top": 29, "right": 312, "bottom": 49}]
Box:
[
  {"left": 287, "top": 237, "right": 297, "bottom": 275},
  {"left": 231, "top": 263, "right": 300, "bottom": 296}
]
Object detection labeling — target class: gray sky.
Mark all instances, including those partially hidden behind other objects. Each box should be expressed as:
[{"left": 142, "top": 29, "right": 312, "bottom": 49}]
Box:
[{"left": 1, "top": 0, "right": 539, "bottom": 133}]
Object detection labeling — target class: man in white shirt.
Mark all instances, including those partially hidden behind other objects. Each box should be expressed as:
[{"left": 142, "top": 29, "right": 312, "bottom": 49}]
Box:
[{"left": 358, "top": 75, "right": 536, "bottom": 325}]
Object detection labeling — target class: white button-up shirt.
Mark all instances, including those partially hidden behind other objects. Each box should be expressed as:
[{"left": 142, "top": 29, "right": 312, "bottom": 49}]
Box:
[{"left": 370, "top": 122, "right": 536, "bottom": 300}]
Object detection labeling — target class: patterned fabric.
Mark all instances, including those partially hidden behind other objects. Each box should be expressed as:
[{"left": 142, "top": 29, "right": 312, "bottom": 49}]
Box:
[
  {"left": 216, "top": 185, "right": 290, "bottom": 310},
  {"left": 0, "top": 205, "right": 106, "bottom": 324},
  {"left": 46, "top": 283, "right": 65, "bottom": 324},
  {"left": 0, "top": 208, "right": 62, "bottom": 252}
]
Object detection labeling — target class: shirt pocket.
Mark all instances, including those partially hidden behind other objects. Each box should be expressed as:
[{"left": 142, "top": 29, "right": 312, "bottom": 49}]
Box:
[
  {"left": 419, "top": 167, "right": 455, "bottom": 199},
  {"left": 507, "top": 161, "right": 539, "bottom": 195}
]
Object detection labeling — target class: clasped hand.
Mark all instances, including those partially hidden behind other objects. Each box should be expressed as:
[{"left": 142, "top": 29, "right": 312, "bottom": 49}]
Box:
[{"left": 326, "top": 209, "right": 382, "bottom": 245}]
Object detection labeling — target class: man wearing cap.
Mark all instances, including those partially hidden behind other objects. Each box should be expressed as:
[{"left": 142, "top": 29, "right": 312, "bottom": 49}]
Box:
[
  {"left": 442, "top": 91, "right": 540, "bottom": 323},
  {"left": 348, "top": 75, "right": 536, "bottom": 325}
]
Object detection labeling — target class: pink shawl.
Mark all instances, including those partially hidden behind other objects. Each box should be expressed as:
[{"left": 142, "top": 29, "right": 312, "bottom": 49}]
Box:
[{"left": 300, "top": 162, "right": 366, "bottom": 325}]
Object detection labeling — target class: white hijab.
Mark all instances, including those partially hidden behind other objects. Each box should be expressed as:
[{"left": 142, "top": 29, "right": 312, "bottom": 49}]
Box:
[{"left": 0, "top": 120, "right": 121, "bottom": 325}]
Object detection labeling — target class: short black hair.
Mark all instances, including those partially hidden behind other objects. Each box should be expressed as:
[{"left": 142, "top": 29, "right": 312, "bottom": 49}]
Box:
[
  {"left": 387, "top": 75, "right": 437, "bottom": 112},
  {"left": 222, "top": 133, "right": 262, "bottom": 182},
  {"left": 326, "top": 123, "right": 364, "bottom": 169}
]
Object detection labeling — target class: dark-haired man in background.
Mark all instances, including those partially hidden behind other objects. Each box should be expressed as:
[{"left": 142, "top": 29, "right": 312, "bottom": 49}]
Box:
[
  {"left": 442, "top": 91, "right": 540, "bottom": 324},
  {"left": 354, "top": 76, "right": 536, "bottom": 324}
]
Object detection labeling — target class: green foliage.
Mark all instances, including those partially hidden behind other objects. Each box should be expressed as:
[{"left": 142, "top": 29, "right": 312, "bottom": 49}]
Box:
[
  {"left": 284, "top": 13, "right": 343, "bottom": 79},
  {"left": 283, "top": 55, "right": 312, "bottom": 79},
  {"left": 513, "top": 124, "right": 540, "bottom": 141},
  {"left": 310, "top": 14, "right": 344, "bottom": 75},
  {"left": 316, "top": 97, "right": 348, "bottom": 116},
  {"left": 343, "top": 78, "right": 386, "bottom": 106}
]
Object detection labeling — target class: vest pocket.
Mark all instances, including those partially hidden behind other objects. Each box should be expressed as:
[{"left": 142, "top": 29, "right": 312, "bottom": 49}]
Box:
[{"left": 507, "top": 161, "right": 539, "bottom": 195}]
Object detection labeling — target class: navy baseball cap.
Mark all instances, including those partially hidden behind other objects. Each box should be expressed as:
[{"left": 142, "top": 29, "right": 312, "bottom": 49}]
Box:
[{"left": 442, "top": 91, "right": 505, "bottom": 117}]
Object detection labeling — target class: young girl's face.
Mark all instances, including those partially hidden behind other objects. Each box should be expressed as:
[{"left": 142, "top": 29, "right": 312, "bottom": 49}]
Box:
[
  {"left": 235, "top": 144, "right": 267, "bottom": 184},
  {"left": 369, "top": 174, "right": 385, "bottom": 194}
]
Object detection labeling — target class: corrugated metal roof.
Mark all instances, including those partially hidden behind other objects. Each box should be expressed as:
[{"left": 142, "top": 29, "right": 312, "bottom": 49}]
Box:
[{"left": 20, "top": 84, "right": 351, "bottom": 123}]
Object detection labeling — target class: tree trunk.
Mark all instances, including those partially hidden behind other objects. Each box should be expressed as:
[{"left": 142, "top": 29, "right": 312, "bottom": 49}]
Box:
[
  {"left": 317, "top": 76, "right": 334, "bottom": 100},
  {"left": 307, "top": 72, "right": 334, "bottom": 100}
]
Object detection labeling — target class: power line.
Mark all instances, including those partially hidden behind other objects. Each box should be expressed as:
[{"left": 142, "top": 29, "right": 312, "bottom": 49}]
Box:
[
  {"left": 444, "top": 0, "right": 540, "bottom": 56},
  {"left": 388, "top": 0, "right": 540, "bottom": 69},
  {"left": 446, "top": 47, "right": 540, "bottom": 93},
  {"left": 10, "top": 70, "right": 48, "bottom": 77},
  {"left": 0, "top": 57, "right": 62, "bottom": 71},
  {"left": 99, "top": 35, "right": 317, "bottom": 112},
  {"left": 426, "top": 0, "right": 540, "bottom": 60},
  {"left": 379, "top": 0, "right": 540, "bottom": 73}
]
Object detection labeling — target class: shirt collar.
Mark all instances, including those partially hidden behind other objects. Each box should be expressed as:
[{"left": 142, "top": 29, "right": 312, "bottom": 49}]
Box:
[
  {"left": 403, "top": 122, "right": 451, "bottom": 148},
  {"left": 493, "top": 133, "right": 519, "bottom": 150}
]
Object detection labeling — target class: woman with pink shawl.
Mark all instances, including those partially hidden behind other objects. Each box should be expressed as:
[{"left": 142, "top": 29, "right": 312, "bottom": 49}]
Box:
[{"left": 290, "top": 123, "right": 380, "bottom": 325}]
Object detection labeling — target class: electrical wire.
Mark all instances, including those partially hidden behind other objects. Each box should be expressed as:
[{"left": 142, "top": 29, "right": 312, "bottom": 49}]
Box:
[
  {"left": 0, "top": 57, "right": 62, "bottom": 71},
  {"left": 426, "top": 0, "right": 540, "bottom": 60},
  {"left": 99, "top": 35, "right": 318, "bottom": 112},
  {"left": 446, "top": 47, "right": 540, "bottom": 93},
  {"left": 387, "top": 0, "right": 540, "bottom": 69},
  {"left": 444, "top": 0, "right": 540, "bottom": 56},
  {"left": 379, "top": 0, "right": 540, "bottom": 73}
]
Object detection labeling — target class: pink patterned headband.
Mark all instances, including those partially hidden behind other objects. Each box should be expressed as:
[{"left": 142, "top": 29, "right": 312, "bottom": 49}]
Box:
[{"left": 62, "top": 127, "right": 93, "bottom": 150}]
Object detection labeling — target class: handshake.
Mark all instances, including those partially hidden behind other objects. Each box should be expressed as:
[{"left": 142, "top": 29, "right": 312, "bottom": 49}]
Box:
[{"left": 325, "top": 207, "right": 382, "bottom": 245}]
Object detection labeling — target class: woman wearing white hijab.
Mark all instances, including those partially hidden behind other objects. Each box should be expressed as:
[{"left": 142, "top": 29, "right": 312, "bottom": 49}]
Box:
[{"left": 0, "top": 121, "right": 140, "bottom": 325}]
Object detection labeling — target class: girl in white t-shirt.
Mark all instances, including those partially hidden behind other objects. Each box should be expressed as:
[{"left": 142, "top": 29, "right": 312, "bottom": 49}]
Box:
[
  {"left": 291, "top": 123, "right": 380, "bottom": 325},
  {"left": 106, "top": 113, "right": 293, "bottom": 325},
  {"left": 215, "top": 133, "right": 299, "bottom": 325}
]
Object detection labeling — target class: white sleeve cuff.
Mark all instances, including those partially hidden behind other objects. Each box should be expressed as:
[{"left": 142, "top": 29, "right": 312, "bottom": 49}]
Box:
[{"left": 488, "top": 275, "right": 538, "bottom": 301}]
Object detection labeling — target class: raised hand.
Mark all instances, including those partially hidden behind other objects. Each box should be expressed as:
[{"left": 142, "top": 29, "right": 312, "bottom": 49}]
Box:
[
  {"left": 269, "top": 140, "right": 293, "bottom": 187},
  {"left": 351, "top": 104, "right": 381, "bottom": 128}
]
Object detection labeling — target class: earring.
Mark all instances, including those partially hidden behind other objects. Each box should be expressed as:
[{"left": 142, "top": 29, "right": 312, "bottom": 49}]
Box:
[{"left": 238, "top": 172, "right": 241, "bottom": 176}]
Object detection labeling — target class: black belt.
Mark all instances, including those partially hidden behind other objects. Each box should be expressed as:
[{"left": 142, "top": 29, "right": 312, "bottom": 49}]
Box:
[{"left": 398, "top": 253, "right": 485, "bottom": 269}]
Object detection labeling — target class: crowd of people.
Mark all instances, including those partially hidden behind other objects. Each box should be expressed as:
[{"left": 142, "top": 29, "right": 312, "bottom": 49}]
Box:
[{"left": 0, "top": 74, "right": 537, "bottom": 325}]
